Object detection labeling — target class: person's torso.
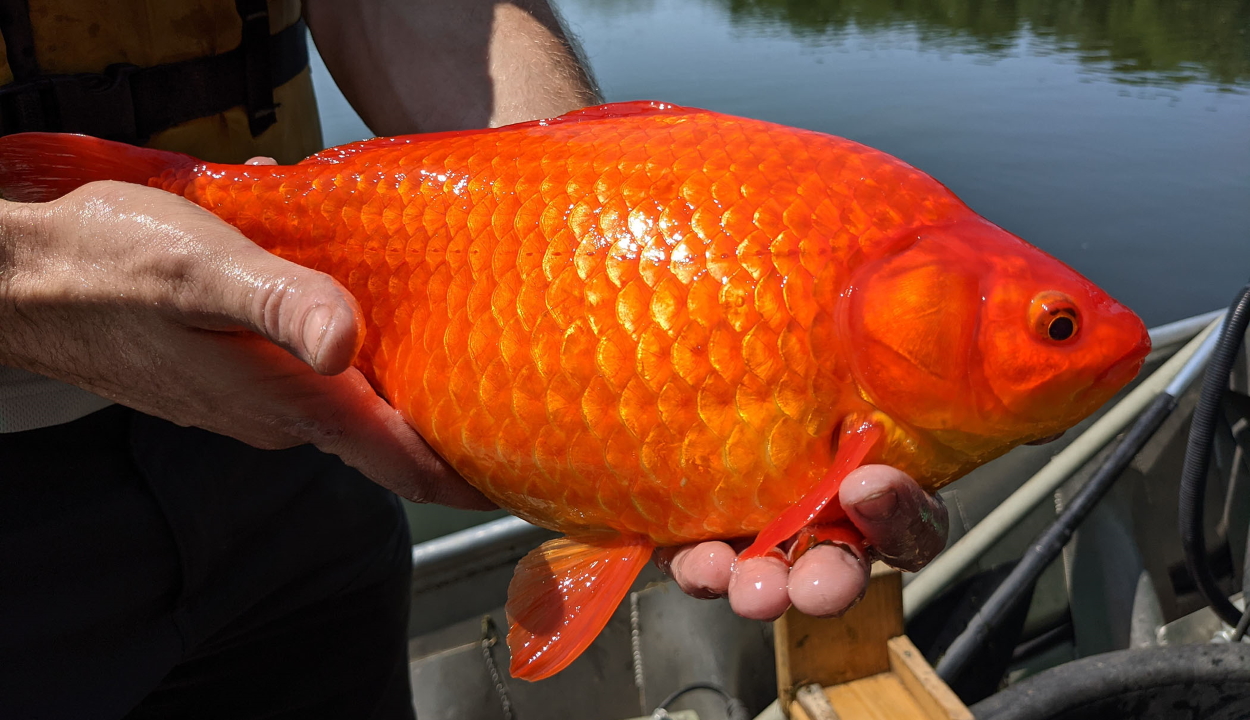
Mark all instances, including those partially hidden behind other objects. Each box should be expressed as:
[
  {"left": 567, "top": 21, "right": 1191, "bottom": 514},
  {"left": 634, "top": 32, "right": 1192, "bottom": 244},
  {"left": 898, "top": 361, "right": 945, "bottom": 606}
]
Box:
[{"left": 0, "top": 0, "right": 325, "bottom": 433}]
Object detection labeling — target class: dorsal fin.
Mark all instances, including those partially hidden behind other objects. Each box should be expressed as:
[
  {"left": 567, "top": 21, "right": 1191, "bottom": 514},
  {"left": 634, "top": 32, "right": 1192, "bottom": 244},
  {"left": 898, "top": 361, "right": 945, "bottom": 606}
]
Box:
[{"left": 298, "top": 101, "right": 700, "bottom": 165}]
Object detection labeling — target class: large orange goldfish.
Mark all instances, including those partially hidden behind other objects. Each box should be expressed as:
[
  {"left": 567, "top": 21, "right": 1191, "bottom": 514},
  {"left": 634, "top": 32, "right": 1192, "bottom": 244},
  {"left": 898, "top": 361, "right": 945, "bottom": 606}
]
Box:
[{"left": 0, "top": 102, "right": 1149, "bottom": 680}]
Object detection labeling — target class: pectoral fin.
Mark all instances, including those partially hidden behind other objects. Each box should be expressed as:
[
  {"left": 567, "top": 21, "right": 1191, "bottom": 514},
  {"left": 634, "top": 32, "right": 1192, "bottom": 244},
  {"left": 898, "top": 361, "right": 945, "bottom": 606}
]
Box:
[
  {"left": 741, "top": 422, "right": 884, "bottom": 560},
  {"left": 506, "top": 534, "right": 653, "bottom": 681}
]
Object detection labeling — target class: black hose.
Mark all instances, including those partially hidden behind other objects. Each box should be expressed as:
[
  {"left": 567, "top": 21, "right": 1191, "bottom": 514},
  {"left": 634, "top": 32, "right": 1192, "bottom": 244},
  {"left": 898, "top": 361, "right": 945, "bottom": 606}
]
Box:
[
  {"left": 1178, "top": 284, "right": 1250, "bottom": 628},
  {"left": 655, "top": 682, "right": 748, "bottom": 720},
  {"left": 936, "top": 391, "right": 1179, "bottom": 685}
]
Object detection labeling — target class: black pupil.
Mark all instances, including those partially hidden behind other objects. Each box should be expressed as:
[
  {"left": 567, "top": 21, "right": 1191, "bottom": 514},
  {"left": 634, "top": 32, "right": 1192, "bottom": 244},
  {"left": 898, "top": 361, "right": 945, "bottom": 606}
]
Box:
[{"left": 1049, "top": 315, "right": 1075, "bottom": 341}]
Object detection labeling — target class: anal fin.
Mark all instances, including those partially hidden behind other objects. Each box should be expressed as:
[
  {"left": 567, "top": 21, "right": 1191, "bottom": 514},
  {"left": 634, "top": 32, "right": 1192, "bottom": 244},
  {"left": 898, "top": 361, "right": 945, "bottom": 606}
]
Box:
[
  {"left": 741, "top": 422, "right": 884, "bottom": 560},
  {"left": 506, "top": 534, "right": 653, "bottom": 681}
]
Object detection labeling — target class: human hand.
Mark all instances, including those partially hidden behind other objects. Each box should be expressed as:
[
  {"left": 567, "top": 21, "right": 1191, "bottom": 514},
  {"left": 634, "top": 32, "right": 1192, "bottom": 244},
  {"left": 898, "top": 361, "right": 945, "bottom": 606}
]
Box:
[
  {"left": 657, "top": 465, "right": 948, "bottom": 620},
  {"left": 0, "top": 180, "right": 491, "bottom": 509}
]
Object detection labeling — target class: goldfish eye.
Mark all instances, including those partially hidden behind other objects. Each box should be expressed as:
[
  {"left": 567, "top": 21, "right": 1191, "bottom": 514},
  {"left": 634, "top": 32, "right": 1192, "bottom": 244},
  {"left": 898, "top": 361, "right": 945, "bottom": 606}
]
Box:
[{"left": 1031, "top": 292, "right": 1080, "bottom": 343}]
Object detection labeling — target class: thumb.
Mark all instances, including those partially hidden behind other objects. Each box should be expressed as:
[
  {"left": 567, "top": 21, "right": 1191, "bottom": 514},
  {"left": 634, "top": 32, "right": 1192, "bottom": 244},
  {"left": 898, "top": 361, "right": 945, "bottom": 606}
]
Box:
[{"left": 176, "top": 215, "right": 365, "bottom": 375}]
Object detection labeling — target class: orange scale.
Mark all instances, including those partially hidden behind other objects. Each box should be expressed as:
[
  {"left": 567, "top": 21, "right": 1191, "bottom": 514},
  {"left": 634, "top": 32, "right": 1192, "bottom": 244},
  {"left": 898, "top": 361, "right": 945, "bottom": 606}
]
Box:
[
  {"left": 780, "top": 270, "right": 818, "bottom": 330},
  {"left": 617, "top": 376, "right": 660, "bottom": 441},
  {"left": 490, "top": 269, "right": 523, "bottom": 322},
  {"left": 558, "top": 320, "right": 599, "bottom": 383},
  {"left": 541, "top": 237, "right": 576, "bottom": 284},
  {"left": 565, "top": 427, "right": 607, "bottom": 477},
  {"left": 679, "top": 426, "right": 727, "bottom": 486},
  {"left": 497, "top": 313, "right": 531, "bottom": 369},
  {"left": 525, "top": 315, "right": 561, "bottom": 378},
  {"left": 515, "top": 277, "right": 548, "bottom": 334},
  {"left": 582, "top": 270, "right": 617, "bottom": 337},
  {"left": 494, "top": 417, "right": 535, "bottom": 466},
  {"left": 594, "top": 328, "right": 636, "bottom": 392},
  {"left": 766, "top": 415, "right": 816, "bottom": 476},
  {"left": 754, "top": 272, "right": 790, "bottom": 332},
  {"left": 544, "top": 265, "right": 586, "bottom": 330},
  {"left": 742, "top": 323, "right": 784, "bottom": 384},
  {"left": 735, "top": 233, "right": 775, "bottom": 281},
  {"left": 539, "top": 201, "right": 572, "bottom": 243},
  {"left": 696, "top": 373, "right": 738, "bottom": 438},
  {"left": 710, "top": 467, "right": 762, "bottom": 522},
  {"left": 678, "top": 171, "right": 714, "bottom": 209},
  {"left": 734, "top": 373, "right": 775, "bottom": 431},
  {"left": 719, "top": 271, "right": 762, "bottom": 334},
  {"left": 604, "top": 238, "right": 640, "bottom": 290},
  {"left": 427, "top": 396, "right": 464, "bottom": 451},
  {"left": 602, "top": 424, "right": 641, "bottom": 477},
  {"left": 615, "top": 278, "right": 651, "bottom": 339},
  {"left": 443, "top": 267, "right": 474, "bottom": 319},
  {"left": 777, "top": 322, "right": 814, "bottom": 376},
  {"left": 466, "top": 233, "right": 496, "bottom": 277},
  {"left": 533, "top": 424, "right": 573, "bottom": 482},
  {"left": 516, "top": 229, "right": 548, "bottom": 281},
  {"left": 636, "top": 325, "right": 675, "bottom": 394},
  {"left": 648, "top": 276, "right": 688, "bottom": 337},
  {"left": 686, "top": 275, "right": 723, "bottom": 325},
  {"left": 775, "top": 370, "right": 813, "bottom": 422},
  {"left": 651, "top": 368, "right": 696, "bottom": 428},
  {"left": 467, "top": 316, "right": 503, "bottom": 370},
  {"left": 568, "top": 201, "right": 601, "bottom": 250},
  {"left": 635, "top": 235, "right": 668, "bottom": 290},
  {"left": 476, "top": 356, "right": 513, "bottom": 416},
  {"left": 545, "top": 371, "right": 585, "bottom": 429},
  {"left": 707, "top": 322, "right": 745, "bottom": 383},
  {"left": 447, "top": 353, "right": 483, "bottom": 412},
  {"left": 703, "top": 232, "right": 740, "bottom": 283},
  {"left": 753, "top": 468, "right": 808, "bottom": 523},
  {"left": 670, "top": 321, "right": 712, "bottom": 388},
  {"left": 724, "top": 423, "right": 763, "bottom": 476}
]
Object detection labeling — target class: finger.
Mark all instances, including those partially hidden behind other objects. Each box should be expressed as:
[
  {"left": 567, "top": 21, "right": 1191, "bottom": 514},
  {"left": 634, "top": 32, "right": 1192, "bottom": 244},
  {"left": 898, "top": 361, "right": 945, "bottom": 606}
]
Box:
[
  {"left": 840, "top": 465, "right": 949, "bottom": 572},
  {"left": 245, "top": 156, "right": 278, "bottom": 165},
  {"left": 788, "top": 543, "right": 869, "bottom": 617},
  {"left": 728, "top": 556, "right": 791, "bottom": 621},
  {"left": 658, "top": 542, "right": 734, "bottom": 599},
  {"left": 278, "top": 362, "right": 494, "bottom": 509},
  {"left": 174, "top": 220, "right": 365, "bottom": 376}
]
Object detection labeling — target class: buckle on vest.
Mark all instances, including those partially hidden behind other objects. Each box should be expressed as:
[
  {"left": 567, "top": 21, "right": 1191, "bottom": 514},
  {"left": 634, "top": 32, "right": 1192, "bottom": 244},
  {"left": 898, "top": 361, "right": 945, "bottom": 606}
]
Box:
[{"left": 0, "top": 64, "right": 141, "bottom": 143}]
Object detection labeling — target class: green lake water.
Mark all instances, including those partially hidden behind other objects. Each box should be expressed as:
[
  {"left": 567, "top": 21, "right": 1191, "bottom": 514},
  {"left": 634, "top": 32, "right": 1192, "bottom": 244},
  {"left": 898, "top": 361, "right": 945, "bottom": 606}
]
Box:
[{"left": 309, "top": 0, "right": 1250, "bottom": 542}]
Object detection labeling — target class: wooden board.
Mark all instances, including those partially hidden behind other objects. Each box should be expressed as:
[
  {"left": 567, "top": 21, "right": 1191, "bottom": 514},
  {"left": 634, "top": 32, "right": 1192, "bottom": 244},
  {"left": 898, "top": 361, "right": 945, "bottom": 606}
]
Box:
[
  {"left": 888, "top": 636, "right": 973, "bottom": 720},
  {"left": 774, "top": 563, "right": 904, "bottom": 708},
  {"left": 775, "top": 563, "right": 973, "bottom": 720}
]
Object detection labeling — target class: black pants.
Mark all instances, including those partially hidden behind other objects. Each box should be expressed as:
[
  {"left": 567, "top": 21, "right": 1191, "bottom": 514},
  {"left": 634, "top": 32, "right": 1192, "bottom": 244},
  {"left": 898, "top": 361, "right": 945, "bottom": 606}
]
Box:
[{"left": 0, "top": 406, "right": 414, "bottom": 720}]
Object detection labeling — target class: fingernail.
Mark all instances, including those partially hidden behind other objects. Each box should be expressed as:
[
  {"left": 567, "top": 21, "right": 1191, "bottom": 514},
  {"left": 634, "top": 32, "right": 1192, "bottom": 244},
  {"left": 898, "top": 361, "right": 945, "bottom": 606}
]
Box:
[
  {"left": 303, "top": 304, "right": 335, "bottom": 366},
  {"left": 854, "top": 489, "right": 898, "bottom": 521}
]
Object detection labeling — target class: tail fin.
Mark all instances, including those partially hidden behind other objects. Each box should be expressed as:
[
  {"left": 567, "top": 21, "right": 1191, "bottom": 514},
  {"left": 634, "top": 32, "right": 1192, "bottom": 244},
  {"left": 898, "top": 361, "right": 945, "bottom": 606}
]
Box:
[
  {"left": 506, "top": 534, "right": 652, "bottom": 681},
  {"left": 0, "top": 132, "right": 196, "bottom": 202}
]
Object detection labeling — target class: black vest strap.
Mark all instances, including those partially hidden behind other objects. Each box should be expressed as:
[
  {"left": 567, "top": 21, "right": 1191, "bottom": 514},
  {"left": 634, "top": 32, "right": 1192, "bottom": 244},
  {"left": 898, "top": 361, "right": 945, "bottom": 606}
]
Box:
[{"left": 0, "top": 3, "right": 309, "bottom": 144}]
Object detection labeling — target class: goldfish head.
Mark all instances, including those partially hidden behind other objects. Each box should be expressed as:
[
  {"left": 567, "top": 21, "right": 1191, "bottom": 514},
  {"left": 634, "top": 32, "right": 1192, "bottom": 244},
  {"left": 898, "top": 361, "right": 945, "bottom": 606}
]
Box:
[{"left": 843, "top": 218, "right": 1150, "bottom": 472}]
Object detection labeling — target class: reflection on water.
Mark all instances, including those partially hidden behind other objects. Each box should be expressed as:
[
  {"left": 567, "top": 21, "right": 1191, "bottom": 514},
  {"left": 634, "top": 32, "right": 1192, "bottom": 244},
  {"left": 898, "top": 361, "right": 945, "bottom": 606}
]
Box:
[{"left": 719, "top": 0, "right": 1249, "bottom": 87}]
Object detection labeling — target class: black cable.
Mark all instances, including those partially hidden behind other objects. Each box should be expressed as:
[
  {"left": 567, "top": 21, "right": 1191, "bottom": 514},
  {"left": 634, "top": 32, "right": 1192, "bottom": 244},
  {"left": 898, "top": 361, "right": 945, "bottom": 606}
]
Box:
[
  {"left": 1178, "top": 284, "right": 1250, "bottom": 628},
  {"left": 655, "top": 682, "right": 748, "bottom": 720},
  {"left": 936, "top": 391, "right": 1179, "bottom": 685}
]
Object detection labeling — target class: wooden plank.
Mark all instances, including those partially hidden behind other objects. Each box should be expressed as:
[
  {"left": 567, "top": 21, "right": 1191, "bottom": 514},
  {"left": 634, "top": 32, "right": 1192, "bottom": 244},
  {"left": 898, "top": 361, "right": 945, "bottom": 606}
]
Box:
[
  {"left": 775, "top": 564, "right": 903, "bottom": 711},
  {"left": 887, "top": 636, "right": 973, "bottom": 720},
  {"left": 826, "top": 673, "right": 932, "bottom": 720}
]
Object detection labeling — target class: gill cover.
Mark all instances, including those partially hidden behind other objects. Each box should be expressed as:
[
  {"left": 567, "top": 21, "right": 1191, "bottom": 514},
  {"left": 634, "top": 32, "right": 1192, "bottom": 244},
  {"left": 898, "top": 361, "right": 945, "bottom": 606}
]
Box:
[{"left": 846, "top": 219, "right": 1149, "bottom": 452}]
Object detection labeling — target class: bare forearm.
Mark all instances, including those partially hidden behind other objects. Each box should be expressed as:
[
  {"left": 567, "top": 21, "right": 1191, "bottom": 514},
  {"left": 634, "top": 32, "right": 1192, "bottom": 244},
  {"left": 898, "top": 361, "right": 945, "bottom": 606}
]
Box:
[{"left": 304, "top": 0, "right": 600, "bottom": 135}]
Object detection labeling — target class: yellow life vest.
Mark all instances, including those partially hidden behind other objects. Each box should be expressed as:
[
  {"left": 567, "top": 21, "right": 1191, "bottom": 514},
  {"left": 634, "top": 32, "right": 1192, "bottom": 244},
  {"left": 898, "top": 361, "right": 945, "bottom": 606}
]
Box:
[{"left": 0, "top": 0, "right": 322, "bottom": 163}]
